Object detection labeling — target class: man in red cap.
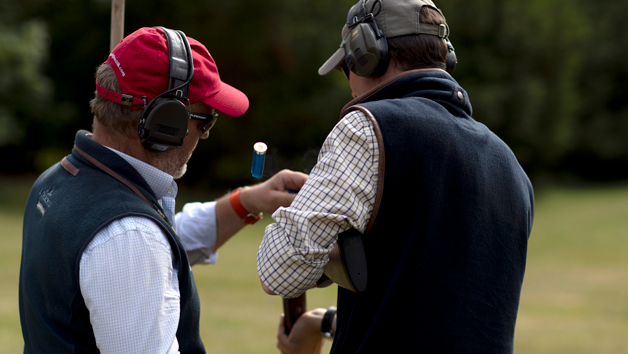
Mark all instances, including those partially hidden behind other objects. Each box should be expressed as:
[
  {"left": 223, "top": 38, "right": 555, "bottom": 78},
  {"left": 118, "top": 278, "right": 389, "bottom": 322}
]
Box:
[{"left": 19, "top": 27, "right": 307, "bottom": 353}]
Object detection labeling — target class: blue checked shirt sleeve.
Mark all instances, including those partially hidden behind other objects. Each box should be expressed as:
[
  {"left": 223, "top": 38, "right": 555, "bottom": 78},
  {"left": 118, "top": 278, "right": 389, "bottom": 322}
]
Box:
[
  {"left": 257, "top": 110, "right": 379, "bottom": 298},
  {"left": 175, "top": 201, "right": 219, "bottom": 265}
]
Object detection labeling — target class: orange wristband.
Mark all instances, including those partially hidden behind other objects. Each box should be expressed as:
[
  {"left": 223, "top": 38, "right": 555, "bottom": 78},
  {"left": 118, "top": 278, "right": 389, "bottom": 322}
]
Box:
[{"left": 229, "top": 188, "right": 262, "bottom": 225}]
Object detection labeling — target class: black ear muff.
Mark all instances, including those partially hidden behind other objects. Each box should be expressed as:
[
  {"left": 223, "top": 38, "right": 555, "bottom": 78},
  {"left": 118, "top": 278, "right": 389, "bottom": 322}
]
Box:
[
  {"left": 138, "top": 27, "right": 194, "bottom": 152},
  {"left": 445, "top": 38, "right": 457, "bottom": 75},
  {"left": 344, "top": 21, "right": 389, "bottom": 77},
  {"left": 343, "top": 0, "right": 389, "bottom": 78},
  {"left": 138, "top": 99, "right": 190, "bottom": 152}
]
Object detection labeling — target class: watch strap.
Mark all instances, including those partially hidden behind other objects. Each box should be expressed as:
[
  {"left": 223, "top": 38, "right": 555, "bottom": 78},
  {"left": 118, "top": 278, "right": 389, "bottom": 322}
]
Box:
[
  {"left": 229, "top": 188, "right": 262, "bottom": 224},
  {"left": 320, "top": 306, "right": 337, "bottom": 338}
]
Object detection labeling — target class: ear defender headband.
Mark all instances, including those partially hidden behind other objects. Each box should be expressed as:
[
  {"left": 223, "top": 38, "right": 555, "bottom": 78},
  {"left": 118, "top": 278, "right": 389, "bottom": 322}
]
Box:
[
  {"left": 341, "top": 0, "right": 457, "bottom": 77},
  {"left": 138, "top": 27, "right": 194, "bottom": 152}
]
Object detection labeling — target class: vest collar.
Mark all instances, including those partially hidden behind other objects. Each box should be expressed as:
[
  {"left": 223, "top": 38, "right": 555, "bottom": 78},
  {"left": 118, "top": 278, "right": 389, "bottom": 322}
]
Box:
[
  {"left": 340, "top": 69, "right": 445, "bottom": 118},
  {"left": 339, "top": 68, "right": 472, "bottom": 118},
  {"left": 73, "top": 130, "right": 158, "bottom": 201}
]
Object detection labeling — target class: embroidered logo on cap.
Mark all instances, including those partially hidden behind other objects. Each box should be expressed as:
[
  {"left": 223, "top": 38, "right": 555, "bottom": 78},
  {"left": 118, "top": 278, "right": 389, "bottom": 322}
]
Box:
[{"left": 109, "top": 53, "right": 126, "bottom": 77}]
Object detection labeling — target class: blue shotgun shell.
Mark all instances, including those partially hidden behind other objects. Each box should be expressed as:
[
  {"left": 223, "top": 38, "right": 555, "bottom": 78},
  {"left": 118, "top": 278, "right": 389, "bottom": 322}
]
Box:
[{"left": 251, "top": 142, "right": 267, "bottom": 178}]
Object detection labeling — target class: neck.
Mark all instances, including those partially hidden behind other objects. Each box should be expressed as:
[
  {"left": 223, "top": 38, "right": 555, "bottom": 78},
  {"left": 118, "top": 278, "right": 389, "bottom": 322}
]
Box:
[{"left": 91, "top": 122, "right": 151, "bottom": 164}]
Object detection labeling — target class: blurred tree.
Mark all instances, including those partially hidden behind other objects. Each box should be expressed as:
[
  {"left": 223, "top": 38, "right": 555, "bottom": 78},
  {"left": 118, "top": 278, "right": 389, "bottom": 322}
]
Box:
[
  {"left": 1, "top": 0, "right": 355, "bottom": 191},
  {"left": 0, "top": 0, "right": 110, "bottom": 173},
  {"left": 119, "top": 0, "right": 358, "bottom": 189},
  {"left": 0, "top": 21, "right": 50, "bottom": 145},
  {"left": 1, "top": 0, "right": 627, "bottom": 187},
  {"left": 0, "top": 17, "right": 56, "bottom": 171},
  {"left": 563, "top": 0, "right": 628, "bottom": 180},
  {"left": 440, "top": 0, "right": 590, "bottom": 181}
]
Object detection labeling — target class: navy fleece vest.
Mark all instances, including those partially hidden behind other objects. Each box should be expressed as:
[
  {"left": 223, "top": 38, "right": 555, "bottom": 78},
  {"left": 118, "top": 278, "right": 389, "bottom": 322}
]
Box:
[
  {"left": 19, "top": 130, "right": 205, "bottom": 353},
  {"left": 331, "top": 71, "right": 534, "bottom": 354}
]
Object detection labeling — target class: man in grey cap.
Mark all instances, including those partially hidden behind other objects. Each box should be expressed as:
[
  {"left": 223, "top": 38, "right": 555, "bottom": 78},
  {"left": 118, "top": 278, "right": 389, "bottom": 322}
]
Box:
[{"left": 257, "top": 0, "right": 534, "bottom": 353}]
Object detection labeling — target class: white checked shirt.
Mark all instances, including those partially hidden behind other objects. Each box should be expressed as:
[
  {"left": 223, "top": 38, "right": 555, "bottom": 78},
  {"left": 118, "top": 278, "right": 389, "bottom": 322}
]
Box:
[
  {"left": 257, "top": 110, "right": 380, "bottom": 298},
  {"left": 79, "top": 147, "right": 218, "bottom": 353}
]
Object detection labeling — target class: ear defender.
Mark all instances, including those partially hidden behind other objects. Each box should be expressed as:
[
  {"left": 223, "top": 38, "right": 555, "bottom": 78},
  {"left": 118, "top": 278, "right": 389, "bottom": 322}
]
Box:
[
  {"left": 343, "top": 0, "right": 389, "bottom": 78},
  {"left": 138, "top": 99, "right": 190, "bottom": 152},
  {"left": 341, "top": 0, "right": 457, "bottom": 78},
  {"left": 344, "top": 21, "right": 390, "bottom": 77},
  {"left": 138, "top": 27, "right": 194, "bottom": 152}
]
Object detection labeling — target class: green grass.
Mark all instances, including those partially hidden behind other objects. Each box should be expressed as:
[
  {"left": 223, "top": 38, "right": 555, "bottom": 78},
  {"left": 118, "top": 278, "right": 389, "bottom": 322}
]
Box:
[
  {"left": 515, "top": 185, "right": 628, "bottom": 354},
  {"left": 0, "top": 177, "right": 30, "bottom": 353},
  {"left": 2, "top": 176, "right": 628, "bottom": 353}
]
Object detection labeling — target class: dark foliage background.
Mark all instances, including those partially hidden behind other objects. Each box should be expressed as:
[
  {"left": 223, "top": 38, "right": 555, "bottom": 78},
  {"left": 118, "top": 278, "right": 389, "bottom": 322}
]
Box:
[{"left": 1, "top": 0, "right": 626, "bottom": 193}]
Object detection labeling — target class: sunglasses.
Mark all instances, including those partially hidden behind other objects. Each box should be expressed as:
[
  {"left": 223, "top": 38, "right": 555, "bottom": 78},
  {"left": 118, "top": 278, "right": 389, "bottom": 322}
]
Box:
[{"left": 190, "top": 109, "right": 219, "bottom": 134}]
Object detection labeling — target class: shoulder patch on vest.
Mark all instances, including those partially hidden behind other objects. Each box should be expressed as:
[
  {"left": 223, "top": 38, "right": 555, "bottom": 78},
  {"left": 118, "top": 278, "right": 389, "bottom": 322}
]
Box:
[
  {"left": 61, "top": 156, "right": 80, "bottom": 176},
  {"left": 36, "top": 185, "right": 54, "bottom": 216}
]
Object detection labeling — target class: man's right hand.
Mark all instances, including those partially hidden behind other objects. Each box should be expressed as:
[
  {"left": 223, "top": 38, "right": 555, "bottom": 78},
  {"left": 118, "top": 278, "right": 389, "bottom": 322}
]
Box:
[
  {"left": 239, "top": 169, "right": 308, "bottom": 215},
  {"left": 276, "top": 309, "right": 327, "bottom": 354}
]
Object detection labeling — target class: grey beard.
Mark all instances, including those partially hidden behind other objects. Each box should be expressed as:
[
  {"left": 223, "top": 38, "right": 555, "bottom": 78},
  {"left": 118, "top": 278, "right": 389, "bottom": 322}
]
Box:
[{"left": 150, "top": 146, "right": 193, "bottom": 179}]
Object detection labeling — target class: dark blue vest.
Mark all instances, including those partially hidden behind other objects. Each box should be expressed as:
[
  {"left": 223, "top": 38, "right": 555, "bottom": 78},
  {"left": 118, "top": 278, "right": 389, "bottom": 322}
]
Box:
[
  {"left": 19, "top": 130, "right": 205, "bottom": 353},
  {"left": 331, "top": 71, "right": 534, "bottom": 353}
]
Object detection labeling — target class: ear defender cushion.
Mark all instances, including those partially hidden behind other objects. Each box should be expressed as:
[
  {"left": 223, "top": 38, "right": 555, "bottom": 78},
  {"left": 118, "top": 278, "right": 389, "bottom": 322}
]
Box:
[
  {"left": 445, "top": 39, "right": 457, "bottom": 74},
  {"left": 139, "top": 98, "right": 190, "bottom": 152},
  {"left": 344, "top": 22, "right": 389, "bottom": 77}
]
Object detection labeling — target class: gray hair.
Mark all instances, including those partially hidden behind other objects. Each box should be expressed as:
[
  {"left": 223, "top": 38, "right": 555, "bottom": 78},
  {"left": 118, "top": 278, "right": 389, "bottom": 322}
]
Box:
[{"left": 89, "top": 63, "right": 143, "bottom": 138}]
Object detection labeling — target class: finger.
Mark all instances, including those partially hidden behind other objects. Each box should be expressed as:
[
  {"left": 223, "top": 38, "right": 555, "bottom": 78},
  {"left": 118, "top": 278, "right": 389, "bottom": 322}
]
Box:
[
  {"left": 284, "top": 172, "right": 308, "bottom": 191},
  {"left": 274, "top": 192, "right": 297, "bottom": 207},
  {"left": 277, "top": 314, "right": 290, "bottom": 353},
  {"left": 275, "top": 170, "right": 308, "bottom": 191},
  {"left": 277, "top": 314, "right": 287, "bottom": 339},
  {"left": 277, "top": 342, "right": 289, "bottom": 354},
  {"left": 277, "top": 338, "right": 289, "bottom": 354},
  {"left": 277, "top": 335, "right": 288, "bottom": 354}
]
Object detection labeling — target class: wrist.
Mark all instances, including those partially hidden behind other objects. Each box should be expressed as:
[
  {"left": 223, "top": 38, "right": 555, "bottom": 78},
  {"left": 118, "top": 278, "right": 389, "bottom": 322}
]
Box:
[{"left": 229, "top": 188, "right": 262, "bottom": 224}]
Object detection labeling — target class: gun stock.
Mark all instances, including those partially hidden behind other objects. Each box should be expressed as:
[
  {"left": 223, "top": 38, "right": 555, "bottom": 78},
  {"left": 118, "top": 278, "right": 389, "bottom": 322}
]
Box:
[
  {"left": 281, "top": 229, "right": 366, "bottom": 335},
  {"left": 282, "top": 293, "right": 306, "bottom": 335},
  {"left": 316, "top": 228, "right": 368, "bottom": 292}
]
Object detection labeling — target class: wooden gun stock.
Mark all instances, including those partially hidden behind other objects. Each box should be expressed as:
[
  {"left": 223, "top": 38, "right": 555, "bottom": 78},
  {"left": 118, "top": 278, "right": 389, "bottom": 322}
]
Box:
[
  {"left": 283, "top": 294, "right": 306, "bottom": 335},
  {"left": 281, "top": 229, "right": 366, "bottom": 335}
]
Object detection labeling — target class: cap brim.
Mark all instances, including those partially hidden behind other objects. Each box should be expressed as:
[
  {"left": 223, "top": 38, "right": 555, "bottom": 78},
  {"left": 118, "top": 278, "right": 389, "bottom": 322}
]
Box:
[
  {"left": 318, "top": 46, "right": 346, "bottom": 76},
  {"left": 202, "top": 82, "right": 249, "bottom": 117}
]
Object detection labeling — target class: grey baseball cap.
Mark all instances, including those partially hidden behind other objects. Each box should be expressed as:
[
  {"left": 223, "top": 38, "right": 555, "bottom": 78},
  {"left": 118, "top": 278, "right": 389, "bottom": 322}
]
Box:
[{"left": 318, "top": 0, "right": 448, "bottom": 76}]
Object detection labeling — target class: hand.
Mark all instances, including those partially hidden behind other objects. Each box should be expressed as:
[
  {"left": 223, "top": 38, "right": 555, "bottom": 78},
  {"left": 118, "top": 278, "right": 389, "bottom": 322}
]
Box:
[
  {"left": 213, "top": 170, "right": 307, "bottom": 251},
  {"left": 240, "top": 169, "right": 308, "bottom": 215},
  {"left": 277, "top": 309, "right": 326, "bottom": 354}
]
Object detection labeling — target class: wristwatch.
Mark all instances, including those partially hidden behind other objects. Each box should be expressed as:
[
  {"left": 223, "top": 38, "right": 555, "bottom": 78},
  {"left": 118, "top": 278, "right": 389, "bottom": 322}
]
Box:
[
  {"left": 320, "top": 306, "right": 337, "bottom": 338},
  {"left": 229, "top": 188, "right": 263, "bottom": 225}
]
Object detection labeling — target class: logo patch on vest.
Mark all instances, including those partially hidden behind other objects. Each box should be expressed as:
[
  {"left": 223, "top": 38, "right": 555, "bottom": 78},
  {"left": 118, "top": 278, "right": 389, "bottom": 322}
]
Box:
[{"left": 37, "top": 186, "right": 54, "bottom": 216}]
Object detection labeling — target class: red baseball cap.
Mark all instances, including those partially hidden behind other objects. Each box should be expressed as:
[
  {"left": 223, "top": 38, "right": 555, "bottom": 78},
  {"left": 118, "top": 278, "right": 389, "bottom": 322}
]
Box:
[{"left": 96, "top": 27, "right": 249, "bottom": 116}]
